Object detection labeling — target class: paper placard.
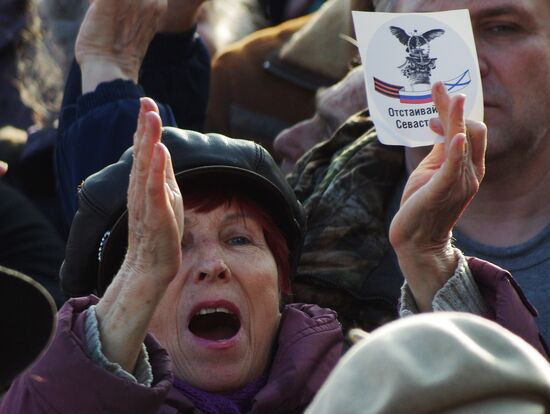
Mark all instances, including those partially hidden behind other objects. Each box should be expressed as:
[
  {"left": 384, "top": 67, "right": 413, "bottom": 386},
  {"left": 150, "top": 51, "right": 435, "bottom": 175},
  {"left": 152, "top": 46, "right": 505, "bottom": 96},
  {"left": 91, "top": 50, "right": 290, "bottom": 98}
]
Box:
[{"left": 352, "top": 10, "right": 483, "bottom": 147}]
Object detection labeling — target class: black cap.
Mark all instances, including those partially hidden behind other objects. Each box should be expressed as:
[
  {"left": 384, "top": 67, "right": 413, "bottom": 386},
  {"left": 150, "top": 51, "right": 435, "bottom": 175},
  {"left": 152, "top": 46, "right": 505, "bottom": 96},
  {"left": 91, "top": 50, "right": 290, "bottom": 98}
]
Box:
[
  {"left": 0, "top": 266, "right": 56, "bottom": 387},
  {"left": 60, "top": 128, "right": 306, "bottom": 297}
]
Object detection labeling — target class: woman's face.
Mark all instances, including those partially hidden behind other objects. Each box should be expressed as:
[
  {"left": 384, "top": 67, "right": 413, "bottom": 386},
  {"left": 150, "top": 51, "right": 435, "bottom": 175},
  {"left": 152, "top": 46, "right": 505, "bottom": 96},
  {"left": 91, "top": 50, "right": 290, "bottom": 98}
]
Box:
[{"left": 148, "top": 203, "right": 281, "bottom": 392}]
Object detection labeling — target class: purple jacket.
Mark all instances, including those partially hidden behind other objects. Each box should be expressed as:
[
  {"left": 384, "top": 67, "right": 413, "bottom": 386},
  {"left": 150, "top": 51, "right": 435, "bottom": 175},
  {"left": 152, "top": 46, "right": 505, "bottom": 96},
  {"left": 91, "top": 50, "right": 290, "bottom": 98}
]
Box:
[
  {"left": 2, "top": 259, "right": 547, "bottom": 413},
  {"left": 1, "top": 296, "right": 344, "bottom": 413},
  {"left": 468, "top": 257, "right": 548, "bottom": 356}
]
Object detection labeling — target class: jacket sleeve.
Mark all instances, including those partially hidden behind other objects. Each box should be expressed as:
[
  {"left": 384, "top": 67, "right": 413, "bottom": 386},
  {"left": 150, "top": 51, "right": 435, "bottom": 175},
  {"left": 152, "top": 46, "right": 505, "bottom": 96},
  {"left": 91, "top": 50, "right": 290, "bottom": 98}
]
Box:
[
  {"left": 55, "top": 78, "right": 176, "bottom": 227},
  {"left": 468, "top": 257, "right": 549, "bottom": 358},
  {"left": 0, "top": 296, "right": 174, "bottom": 414},
  {"left": 56, "top": 28, "right": 209, "bottom": 227},
  {"left": 139, "top": 28, "right": 210, "bottom": 131}
]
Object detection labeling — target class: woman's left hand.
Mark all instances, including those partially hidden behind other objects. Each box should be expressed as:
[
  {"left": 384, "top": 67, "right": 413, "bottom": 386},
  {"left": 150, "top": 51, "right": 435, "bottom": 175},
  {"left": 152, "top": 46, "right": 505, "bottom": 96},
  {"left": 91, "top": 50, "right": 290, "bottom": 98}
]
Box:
[{"left": 389, "top": 82, "right": 487, "bottom": 311}]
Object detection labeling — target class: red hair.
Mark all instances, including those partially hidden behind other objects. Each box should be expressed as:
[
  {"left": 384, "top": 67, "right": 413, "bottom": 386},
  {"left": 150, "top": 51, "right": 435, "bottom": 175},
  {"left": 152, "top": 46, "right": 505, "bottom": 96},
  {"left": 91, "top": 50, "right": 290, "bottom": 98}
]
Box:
[{"left": 183, "top": 186, "right": 292, "bottom": 302}]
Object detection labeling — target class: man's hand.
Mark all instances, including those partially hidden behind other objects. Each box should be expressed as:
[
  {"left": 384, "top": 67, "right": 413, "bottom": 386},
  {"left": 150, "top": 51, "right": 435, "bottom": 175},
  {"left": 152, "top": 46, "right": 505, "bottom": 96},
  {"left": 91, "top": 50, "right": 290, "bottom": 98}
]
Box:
[
  {"left": 0, "top": 161, "right": 7, "bottom": 177},
  {"left": 76, "top": 0, "right": 167, "bottom": 92},
  {"left": 389, "top": 82, "right": 487, "bottom": 311}
]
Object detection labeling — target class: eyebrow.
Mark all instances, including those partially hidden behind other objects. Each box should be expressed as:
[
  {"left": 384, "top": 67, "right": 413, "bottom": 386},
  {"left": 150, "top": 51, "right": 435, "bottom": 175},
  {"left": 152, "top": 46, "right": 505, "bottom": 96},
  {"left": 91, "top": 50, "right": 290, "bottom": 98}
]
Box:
[
  {"left": 472, "top": 6, "right": 529, "bottom": 20},
  {"left": 222, "top": 213, "right": 250, "bottom": 225}
]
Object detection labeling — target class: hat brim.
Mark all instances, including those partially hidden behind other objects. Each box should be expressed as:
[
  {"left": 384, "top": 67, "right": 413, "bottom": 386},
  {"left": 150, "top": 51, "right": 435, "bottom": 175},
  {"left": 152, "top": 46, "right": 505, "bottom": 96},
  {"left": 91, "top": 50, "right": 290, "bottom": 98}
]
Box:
[{"left": 0, "top": 266, "right": 56, "bottom": 386}]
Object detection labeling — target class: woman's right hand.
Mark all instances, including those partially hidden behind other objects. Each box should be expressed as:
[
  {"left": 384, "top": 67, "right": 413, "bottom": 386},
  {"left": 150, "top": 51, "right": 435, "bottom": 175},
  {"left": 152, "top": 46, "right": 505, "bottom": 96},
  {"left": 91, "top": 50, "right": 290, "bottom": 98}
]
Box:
[
  {"left": 95, "top": 98, "right": 184, "bottom": 373},
  {"left": 123, "top": 97, "right": 184, "bottom": 292},
  {"left": 0, "top": 161, "right": 7, "bottom": 176}
]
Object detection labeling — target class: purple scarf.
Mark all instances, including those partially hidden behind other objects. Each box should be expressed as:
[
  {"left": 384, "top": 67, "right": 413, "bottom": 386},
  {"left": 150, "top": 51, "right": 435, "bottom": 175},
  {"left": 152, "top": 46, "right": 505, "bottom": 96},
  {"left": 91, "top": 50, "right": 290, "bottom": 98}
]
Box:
[{"left": 172, "top": 375, "right": 267, "bottom": 414}]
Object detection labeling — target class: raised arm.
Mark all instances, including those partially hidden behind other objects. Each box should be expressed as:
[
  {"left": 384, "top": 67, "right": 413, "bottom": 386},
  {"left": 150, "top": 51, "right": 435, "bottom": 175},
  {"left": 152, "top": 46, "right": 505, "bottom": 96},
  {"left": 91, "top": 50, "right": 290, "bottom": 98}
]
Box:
[
  {"left": 57, "top": 0, "right": 208, "bottom": 225},
  {"left": 389, "top": 82, "right": 487, "bottom": 312},
  {"left": 94, "top": 98, "right": 184, "bottom": 373}
]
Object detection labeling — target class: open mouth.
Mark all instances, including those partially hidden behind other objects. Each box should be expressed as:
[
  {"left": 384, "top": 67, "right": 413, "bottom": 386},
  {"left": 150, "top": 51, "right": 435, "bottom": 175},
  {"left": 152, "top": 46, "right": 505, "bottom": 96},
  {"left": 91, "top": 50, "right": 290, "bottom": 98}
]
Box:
[{"left": 189, "top": 307, "right": 241, "bottom": 341}]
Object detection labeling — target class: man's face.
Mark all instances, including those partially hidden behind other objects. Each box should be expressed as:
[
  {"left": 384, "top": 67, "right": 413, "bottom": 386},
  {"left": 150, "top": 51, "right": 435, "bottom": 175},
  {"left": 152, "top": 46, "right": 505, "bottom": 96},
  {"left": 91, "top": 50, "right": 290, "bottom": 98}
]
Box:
[{"left": 394, "top": 0, "right": 550, "bottom": 162}]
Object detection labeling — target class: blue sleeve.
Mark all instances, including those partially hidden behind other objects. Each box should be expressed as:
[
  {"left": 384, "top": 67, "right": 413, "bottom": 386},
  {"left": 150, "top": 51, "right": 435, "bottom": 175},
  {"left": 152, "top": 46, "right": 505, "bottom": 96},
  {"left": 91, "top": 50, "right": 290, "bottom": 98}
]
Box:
[{"left": 56, "top": 80, "right": 176, "bottom": 227}]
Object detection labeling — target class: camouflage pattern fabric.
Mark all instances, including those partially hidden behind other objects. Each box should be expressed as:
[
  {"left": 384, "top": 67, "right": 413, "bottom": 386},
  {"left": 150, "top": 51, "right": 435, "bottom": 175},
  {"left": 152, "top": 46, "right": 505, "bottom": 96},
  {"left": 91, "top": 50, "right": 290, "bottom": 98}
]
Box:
[{"left": 288, "top": 110, "right": 407, "bottom": 331}]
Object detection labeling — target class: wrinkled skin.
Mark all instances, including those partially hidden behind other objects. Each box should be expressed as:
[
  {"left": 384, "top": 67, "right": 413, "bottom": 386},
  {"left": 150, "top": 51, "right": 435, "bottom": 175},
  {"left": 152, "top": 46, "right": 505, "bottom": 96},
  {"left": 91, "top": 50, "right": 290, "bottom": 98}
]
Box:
[{"left": 76, "top": 0, "right": 206, "bottom": 92}]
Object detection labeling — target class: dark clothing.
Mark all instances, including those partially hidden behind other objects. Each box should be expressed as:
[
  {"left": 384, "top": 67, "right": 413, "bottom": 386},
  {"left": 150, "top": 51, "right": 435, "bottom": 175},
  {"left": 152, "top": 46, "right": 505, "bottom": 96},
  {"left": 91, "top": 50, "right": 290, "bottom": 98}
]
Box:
[
  {"left": 1, "top": 296, "right": 344, "bottom": 413},
  {"left": 57, "top": 28, "right": 210, "bottom": 226},
  {"left": 56, "top": 79, "right": 176, "bottom": 223},
  {"left": 288, "top": 110, "right": 405, "bottom": 331},
  {"left": 0, "top": 180, "right": 65, "bottom": 306}
]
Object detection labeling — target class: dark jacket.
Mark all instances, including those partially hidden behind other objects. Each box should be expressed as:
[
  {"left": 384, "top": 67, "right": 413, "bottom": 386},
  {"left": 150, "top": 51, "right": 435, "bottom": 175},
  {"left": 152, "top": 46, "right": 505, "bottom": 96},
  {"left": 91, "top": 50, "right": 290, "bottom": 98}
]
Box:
[{"left": 1, "top": 296, "right": 344, "bottom": 413}]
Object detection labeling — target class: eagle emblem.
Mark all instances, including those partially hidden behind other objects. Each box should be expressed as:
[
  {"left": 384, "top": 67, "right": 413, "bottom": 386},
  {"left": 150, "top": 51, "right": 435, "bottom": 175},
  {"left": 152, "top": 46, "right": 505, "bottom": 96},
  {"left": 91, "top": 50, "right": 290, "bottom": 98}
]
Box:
[{"left": 390, "top": 26, "right": 445, "bottom": 87}]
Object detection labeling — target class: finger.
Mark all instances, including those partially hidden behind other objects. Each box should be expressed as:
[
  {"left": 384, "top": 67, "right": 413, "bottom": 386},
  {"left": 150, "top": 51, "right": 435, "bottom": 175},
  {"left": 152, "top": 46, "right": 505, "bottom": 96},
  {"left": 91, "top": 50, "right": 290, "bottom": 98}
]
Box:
[
  {"left": 447, "top": 94, "right": 466, "bottom": 141},
  {"left": 432, "top": 82, "right": 451, "bottom": 128},
  {"left": 162, "top": 142, "right": 179, "bottom": 195},
  {"left": 134, "top": 98, "right": 160, "bottom": 157},
  {"left": 145, "top": 142, "right": 169, "bottom": 217},
  {"left": 129, "top": 110, "right": 163, "bottom": 216},
  {"left": 429, "top": 118, "right": 444, "bottom": 136},
  {"left": 433, "top": 132, "right": 467, "bottom": 195},
  {"left": 140, "top": 97, "right": 159, "bottom": 115},
  {"left": 133, "top": 107, "right": 163, "bottom": 176},
  {"left": 465, "top": 120, "right": 487, "bottom": 181}
]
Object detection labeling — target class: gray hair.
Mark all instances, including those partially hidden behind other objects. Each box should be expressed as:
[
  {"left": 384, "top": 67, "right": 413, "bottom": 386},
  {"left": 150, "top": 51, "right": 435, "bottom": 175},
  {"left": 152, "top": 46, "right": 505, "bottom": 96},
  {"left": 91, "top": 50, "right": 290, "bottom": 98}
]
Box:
[
  {"left": 16, "top": 0, "right": 87, "bottom": 128},
  {"left": 37, "top": 0, "right": 87, "bottom": 73},
  {"left": 16, "top": 0, "right": 62, "bottom": 128}
]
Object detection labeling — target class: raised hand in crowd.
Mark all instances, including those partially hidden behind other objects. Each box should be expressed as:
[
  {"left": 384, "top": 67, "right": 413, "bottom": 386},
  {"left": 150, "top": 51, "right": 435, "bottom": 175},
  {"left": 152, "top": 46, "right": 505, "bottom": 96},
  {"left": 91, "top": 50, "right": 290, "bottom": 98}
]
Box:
[
  {"left": 76, "top": 0, "right": 167, "bottom": 92},
  {"left": 75, "top": 0, "right": 208, "bottom": 94},
  {"left": 389, "top": 82, "right": 487, "bottom": 311}
]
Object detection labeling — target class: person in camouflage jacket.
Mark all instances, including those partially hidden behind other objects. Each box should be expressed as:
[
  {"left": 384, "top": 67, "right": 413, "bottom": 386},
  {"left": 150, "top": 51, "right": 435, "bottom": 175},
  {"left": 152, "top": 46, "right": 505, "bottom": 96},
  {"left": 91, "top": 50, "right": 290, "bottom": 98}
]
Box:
[{"left": 288, "top": 110, "right": 407, "bottom": 331}]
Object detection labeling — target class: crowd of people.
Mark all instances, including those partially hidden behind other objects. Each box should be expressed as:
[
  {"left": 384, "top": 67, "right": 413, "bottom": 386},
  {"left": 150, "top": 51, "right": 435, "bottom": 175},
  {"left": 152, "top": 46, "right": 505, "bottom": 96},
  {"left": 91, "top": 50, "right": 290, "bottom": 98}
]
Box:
[{"left": 1, "top": 0, "right": 550, "bottom": 412}]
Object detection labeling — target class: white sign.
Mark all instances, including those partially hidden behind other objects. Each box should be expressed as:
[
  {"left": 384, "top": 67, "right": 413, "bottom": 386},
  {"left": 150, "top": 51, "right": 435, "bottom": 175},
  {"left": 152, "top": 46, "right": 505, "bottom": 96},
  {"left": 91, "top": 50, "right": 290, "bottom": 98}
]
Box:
[{"left": 352, "top": 10, "right": 483, "bottom": 147}]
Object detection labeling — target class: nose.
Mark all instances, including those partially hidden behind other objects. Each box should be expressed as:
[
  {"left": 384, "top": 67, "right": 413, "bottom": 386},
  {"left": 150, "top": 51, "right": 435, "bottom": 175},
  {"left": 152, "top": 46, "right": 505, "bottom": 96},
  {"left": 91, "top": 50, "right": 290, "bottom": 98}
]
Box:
[{"left": 194, "top": 252, "right": 231, "bottom": 284}]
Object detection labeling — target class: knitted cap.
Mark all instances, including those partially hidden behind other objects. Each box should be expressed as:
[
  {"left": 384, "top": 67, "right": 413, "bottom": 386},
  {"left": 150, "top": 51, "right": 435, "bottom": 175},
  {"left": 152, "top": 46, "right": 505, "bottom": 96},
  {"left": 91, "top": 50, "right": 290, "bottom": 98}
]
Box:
[{"left": 306, "top": 312, "right": 550, "bottom": 413}]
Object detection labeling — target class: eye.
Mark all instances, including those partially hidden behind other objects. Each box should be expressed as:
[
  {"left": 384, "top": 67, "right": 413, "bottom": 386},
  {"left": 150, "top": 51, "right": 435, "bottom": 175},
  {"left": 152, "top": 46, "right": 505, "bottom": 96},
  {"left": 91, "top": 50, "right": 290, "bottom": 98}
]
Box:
[
  {"left": 227, "top": 236, "right": 251, "bottom": 246},
  {"left": 489, "top": 25, "right": 514, "bottom": 32},
  {"left": 483, "top": 22, "right": 520, "bottom": 35}
]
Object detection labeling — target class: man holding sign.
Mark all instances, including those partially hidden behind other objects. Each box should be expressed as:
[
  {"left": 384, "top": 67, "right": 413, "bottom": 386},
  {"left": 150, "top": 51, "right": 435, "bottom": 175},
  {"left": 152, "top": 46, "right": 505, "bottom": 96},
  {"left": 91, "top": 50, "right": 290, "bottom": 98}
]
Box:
[{"left": 288, "top": 0, "right": 550, "bottom": 343}]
